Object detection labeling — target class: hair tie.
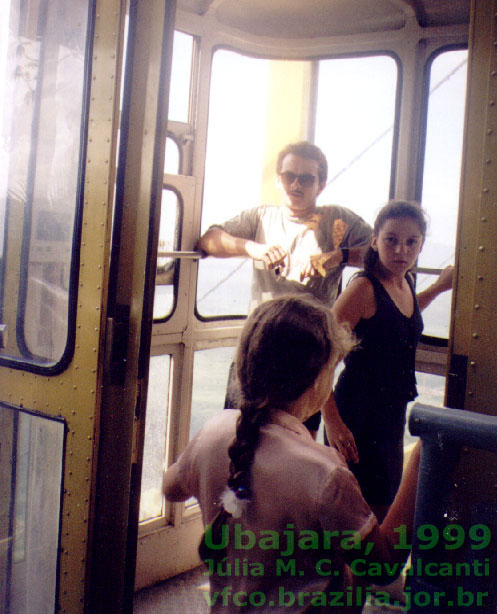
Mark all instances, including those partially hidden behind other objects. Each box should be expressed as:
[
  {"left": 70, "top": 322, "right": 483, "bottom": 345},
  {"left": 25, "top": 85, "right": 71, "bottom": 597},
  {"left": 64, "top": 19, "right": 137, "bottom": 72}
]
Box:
[{"left": 221, "top": 487, "right": 250, "bottom": 518}]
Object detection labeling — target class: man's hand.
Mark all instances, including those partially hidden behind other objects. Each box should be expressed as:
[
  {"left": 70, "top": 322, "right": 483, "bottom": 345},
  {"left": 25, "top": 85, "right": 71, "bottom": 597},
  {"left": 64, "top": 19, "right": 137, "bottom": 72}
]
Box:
[
  {"left": 299, "top": 259, "right": 319, "bottom": 281},
  {"left": 245, "top": 241, "right": 287, "bottom": 270},
  {"left": 300, "top": 249, "right": 343, "bottom": 281}
]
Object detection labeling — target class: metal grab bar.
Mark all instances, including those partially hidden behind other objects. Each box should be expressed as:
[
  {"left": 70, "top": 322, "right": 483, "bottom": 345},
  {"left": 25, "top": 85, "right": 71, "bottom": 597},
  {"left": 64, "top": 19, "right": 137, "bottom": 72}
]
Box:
[
  {"left": 410, "top": 403, "right": 497, "bottom": 451},
  {"left": 406, "top": 403, "right": 497, "bottom": 614},
  {"left": 413, "top": 266, "right": 443, "bottom": 275},
  {"left": 157, "top": 251, "right": 202, "bottom": 260},
  {"left": 155, "top": 256, "right": 446, "bottom": 274}
]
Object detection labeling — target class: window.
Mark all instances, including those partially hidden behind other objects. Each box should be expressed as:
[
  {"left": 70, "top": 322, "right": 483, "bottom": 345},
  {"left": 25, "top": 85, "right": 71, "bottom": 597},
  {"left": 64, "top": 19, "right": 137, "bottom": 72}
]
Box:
[
  {"left": 1, "top": 403, "right": 65, "bottom": 613},
  {"left": 164, "top": 136, "right": 180, "bottom": 174},
  {"left": 167, "top": 31, "right": 193, "bottom": 124},
  {"left": 190, "top": 346, "right": 235, "bottom": 439},
  {"left": 152, "top": 31, "right": 194, "bottom": 321},
  {"left": 140, "top": 354, "right": 171, "bottom": 522},
  {"left": 418, "top": 48, "right": 467, "bottom": 338},
  {"left": 197, "top": 50, "right": 279, "bottom": 317},
  {"left": 197, "top": 51, "right": 398, "bottom": 317},
  {"left": 405, "top": 372, "right": 445, "bottom": 445},
  {"left": 153, "top": 189, "right": 181, "bottom": 320},
  {"left": 183, "top": 345, "right": 235, "bottom": 512},
  {"left": 315, "top": 54, "right": 398, "bottom": 223},
  {"left": 0, "top": 0, "right": 91, "bottom": 369}
]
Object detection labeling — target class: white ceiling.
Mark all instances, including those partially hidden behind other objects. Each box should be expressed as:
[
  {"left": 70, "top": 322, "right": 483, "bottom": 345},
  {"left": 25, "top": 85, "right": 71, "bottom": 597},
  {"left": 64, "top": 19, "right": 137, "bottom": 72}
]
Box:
[{"left": 177, "top": 0, "right": 470, "bottom": 39}]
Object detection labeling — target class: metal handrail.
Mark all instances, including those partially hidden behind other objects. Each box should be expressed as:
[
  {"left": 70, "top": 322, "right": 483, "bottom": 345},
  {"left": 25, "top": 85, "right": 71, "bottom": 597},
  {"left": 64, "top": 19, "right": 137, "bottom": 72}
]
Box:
[
  {"left": 157, "top": 251, "right": 202, "bottom": 260},
  {"left": 155, "top": 254, "right": 445, "bottom": 274}
]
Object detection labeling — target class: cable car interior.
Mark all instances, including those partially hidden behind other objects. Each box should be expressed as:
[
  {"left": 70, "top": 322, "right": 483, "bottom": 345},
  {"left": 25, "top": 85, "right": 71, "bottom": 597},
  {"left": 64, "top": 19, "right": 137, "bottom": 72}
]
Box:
[{"left": 1, "top": 0, "right": 497, "bottom": 612}]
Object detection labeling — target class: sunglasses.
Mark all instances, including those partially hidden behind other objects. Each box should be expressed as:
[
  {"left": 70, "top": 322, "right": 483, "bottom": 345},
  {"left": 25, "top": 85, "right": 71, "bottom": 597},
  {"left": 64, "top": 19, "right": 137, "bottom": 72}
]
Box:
[{"left": 279, "top": 171, "right": 318, "bottom": 188}]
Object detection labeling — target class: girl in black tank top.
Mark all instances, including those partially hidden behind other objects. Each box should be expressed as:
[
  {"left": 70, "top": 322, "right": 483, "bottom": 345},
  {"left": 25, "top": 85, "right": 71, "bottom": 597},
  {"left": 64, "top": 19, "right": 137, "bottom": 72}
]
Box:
[{"left": 323, "top": 201, "right": 453, "bottom": 522}]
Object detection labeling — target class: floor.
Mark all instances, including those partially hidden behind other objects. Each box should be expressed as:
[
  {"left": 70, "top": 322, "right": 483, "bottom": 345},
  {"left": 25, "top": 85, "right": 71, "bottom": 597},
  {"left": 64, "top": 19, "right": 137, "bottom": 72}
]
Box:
[
  {"left": 134, "top": 567, "right": 209, "bottom": 614},
  {"left": 133, "top": 566, "right": 408, "bottom": 613}
]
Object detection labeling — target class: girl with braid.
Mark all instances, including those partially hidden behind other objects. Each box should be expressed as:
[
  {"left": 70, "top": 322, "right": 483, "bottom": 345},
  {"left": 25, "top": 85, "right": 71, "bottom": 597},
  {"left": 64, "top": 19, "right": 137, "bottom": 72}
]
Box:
[{"left": 164, "top": 295, "right": 421, "bottom": 613}]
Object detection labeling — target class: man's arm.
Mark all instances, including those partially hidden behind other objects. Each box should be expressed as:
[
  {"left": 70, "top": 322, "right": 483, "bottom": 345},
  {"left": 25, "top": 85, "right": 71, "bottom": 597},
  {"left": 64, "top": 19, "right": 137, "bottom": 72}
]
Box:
[
  {"left": 327, "top": 210, "right": 373, "bottom": 269},
  {"left": 309, "top": 245, "right": 368, "bottom": 272},
  {"left": 198, "top": 227, "right": 255, "bottom": 258},
  {"left": 198, "top": 227, "right": 287, "bottom": 269},
  {"left": 300, "top": 209, "right": 372, "bottom": 280},
  {"left": 345, "top": 244, "right": 370, "bottom": 267}
]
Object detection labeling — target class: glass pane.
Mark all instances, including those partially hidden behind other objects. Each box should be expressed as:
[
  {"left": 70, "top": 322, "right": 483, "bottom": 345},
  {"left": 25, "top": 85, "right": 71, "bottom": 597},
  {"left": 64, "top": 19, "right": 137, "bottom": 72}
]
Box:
[
  {"left": 419, "top": 49, "right": 467, "bottom": 338},
  {"left": 315, "top": 55, "right": 398, "bottom": 224},
  {"left": 0, "top": 403, "right": 64, "bottom": 614},
  {"left": 0, "top": 3, "right": 9, "bottom": 262},
  {"left": 167, "top": 31, "right": 193, "bottom": 123},
  {"left": 197, "top": 49, "right": 270, "bottom": 317},
  {"left": 154, "top": 189, "right": 179, "bottom": 320},
  {"left": 164, "top": 136, "right": 180, "bottom": 174},
  {"left": 197, "top": 257, "right": 252, "bottom": 316},
  {"left": 140, "top": 355, "right": 171, "bottom": 522},
  {"left": 198, "top": 52, "right": 397, "bottom": 318},
  {"left": 190, "top": 346, "right": 235, "bottom": 439},
  {"left": 416, "top": 272, "right": 452, "bottom": 339},
  {"left": 0, "top": 0, "right": 90, "bottom": 366}
]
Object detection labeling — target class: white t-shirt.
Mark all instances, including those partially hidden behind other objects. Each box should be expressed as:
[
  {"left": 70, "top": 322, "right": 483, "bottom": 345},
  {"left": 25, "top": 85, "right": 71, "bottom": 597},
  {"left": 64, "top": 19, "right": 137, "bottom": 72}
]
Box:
[{"left": 211, "top": 204, "right": 372, "bottom": 311}]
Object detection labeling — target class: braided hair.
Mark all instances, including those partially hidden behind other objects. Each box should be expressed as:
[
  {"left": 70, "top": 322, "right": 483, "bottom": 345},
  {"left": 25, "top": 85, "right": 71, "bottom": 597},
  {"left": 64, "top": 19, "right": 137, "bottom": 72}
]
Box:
[{"left": 199, "top": 295, "right": 354, "bottom": 562}]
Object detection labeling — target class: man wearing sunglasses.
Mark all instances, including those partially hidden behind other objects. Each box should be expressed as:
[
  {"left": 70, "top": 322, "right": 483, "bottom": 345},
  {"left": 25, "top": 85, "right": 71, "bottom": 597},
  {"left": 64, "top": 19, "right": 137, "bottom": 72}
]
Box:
[
  {"left": 198, "top": 141, "right": 372, "bottom": 310},
  {"left": 197, "top": 142, "right": 372, "bottom": 447}
]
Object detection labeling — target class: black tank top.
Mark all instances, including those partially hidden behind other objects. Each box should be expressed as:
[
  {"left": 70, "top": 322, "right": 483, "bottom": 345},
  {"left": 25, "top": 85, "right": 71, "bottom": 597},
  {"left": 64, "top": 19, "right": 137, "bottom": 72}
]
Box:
[{"left": 337, "top": 271, "right": 423, "bottom": 404}]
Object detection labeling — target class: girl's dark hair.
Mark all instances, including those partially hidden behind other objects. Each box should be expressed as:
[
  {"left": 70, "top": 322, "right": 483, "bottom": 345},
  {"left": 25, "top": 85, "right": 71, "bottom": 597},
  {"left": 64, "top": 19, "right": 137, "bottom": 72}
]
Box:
[
  {"left": 199, "top": 295, "right": 354, "bottom": 562},
  {"left": 364, "top": 200, "right": 428, "bottom": 274}
]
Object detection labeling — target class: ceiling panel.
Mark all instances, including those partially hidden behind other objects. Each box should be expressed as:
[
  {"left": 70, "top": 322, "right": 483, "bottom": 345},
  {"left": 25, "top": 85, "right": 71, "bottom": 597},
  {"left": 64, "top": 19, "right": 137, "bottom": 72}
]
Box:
[
  {"left": 177, "top": 0, "right": 470, "bottom": 37},
  {"left": 214, "top": 0, "right": 407, "bottom": 39}
]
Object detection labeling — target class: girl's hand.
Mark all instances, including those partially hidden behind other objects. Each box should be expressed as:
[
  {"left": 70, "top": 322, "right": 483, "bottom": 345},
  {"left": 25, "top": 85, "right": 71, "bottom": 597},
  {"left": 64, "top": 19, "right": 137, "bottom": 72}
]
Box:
[
  {"left": 324, "top": 415, "right": 359, "bottom": 464},
  {"left": 434, "top": 265, "right": 454, "bottom": 293},
  {"left": 417, "top": 265, "right": 454, "bottom": 311}
]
